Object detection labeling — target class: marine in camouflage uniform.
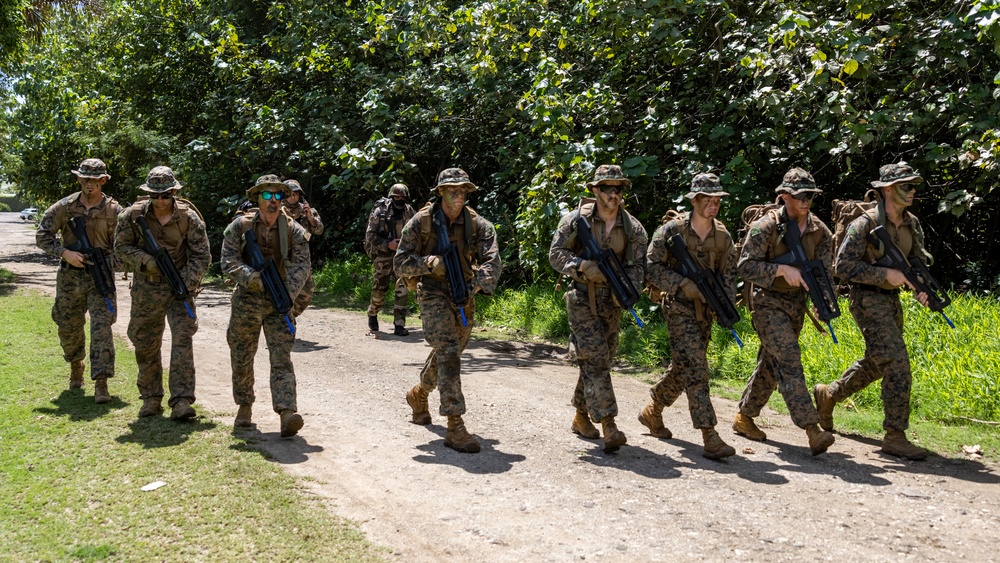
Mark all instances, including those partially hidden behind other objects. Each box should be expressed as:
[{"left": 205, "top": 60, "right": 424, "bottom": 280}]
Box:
[
  {"left": 282, "top": 179, "right": 324, "bottom": 318},
  {"left": 222, "top": 175, "right": 311, "bottom": 437},
  {"left": 549, "top": 165, "right": 648, "bottom": 453},
  {"left": 366, "top": 183, "right": 416, "bottom": 336},
  {"left": 36, "top": 158, "right": 122, "bottom": 404},
  {"left": 639, "top": 173, "right": 737, "bottom": 459},
  {"left": 814, "top": 163, "right": 933, "bottom": 460},
  {"left": 396, "top": 168, "right": 501, "bottom": 454},
  {"left": 115, "top": 167, "right": 211, "bottom": 421},
  {"left": 734, "top": 168, "right": 837, "bottom": 456}
]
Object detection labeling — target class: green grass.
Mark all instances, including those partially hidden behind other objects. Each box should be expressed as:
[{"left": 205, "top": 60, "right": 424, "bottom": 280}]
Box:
[{"left": 0, "top": 286, "right": 384, "bottom": 562}]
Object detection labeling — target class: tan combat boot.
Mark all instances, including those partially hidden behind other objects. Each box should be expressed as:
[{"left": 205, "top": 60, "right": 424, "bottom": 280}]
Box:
[
  {"left": 813, "top": 384, "right": 836, "bottom": 431},
  {"left": 69, "top": 360, "right": 85, "bottom": 390},
  {"left": 93, "top": 377, "right": 111, "bottom": 404},
  {"left": 600, "top": 417, "right": 627, "bottom": 453},
  {"left": 280, "top": 410, "right": 304, "bottom": 437},
  {"left": 806, "top": 423, "right": 835, "bottom": 456},
  {"left": 882, "top": 430, "right": 928, "bottom": 460},
  {"left": 571, "top": 410, "right": 600, "bottom": 439},
  {"left": 138, "top": 397, "right": 162, "bottom": 417},
  {"left": 637, "top": 402, "right": 672, "bottom": 439},
  {"left": 444, "top": 415, "right": 480, "bottom": 453},
  {"left": 170, "top": 398, "right": 196, "bottom": 421},
  {"left": 732, "top": 412, "right": 766, "bottom": 441},
  {"left": 406, "top": 385, "right": 432, "bottom": 425},
  {"left": 234, "top": 404, "right": 253, "bottom": 427},
  {"left": 702, "top": 427, "right": 736, "bottom": 460}
]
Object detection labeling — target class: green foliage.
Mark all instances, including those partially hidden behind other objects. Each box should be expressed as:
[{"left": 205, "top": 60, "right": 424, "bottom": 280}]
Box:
[
  {"left": 313, "top": 253, "right": 378, "bottom": 307},
  {"left": 0, "top": 201, "right": 9, "bottom": 211},
  {"left": 475, "top": 284, "right": 570, "bottom": 339}
]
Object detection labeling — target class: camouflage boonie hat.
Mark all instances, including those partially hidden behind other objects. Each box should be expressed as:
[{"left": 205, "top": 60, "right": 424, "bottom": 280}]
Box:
[
  {"left": 684, "top": 173, "right": 729, "bottom": 199},
  {"left": 775, "top": 167, "right": 822, "bottom": 195},
  {"left": 435, "top": 168, "right": 477, "bottom": 192},
  {"left": 139, "top": 166, "right": 181, "bottom": 193},
  {"left": 246, "top": 174, "right": 290, "bottom": 200},
  {"left": 586, "top": 164, "right": 632, "bottom": 189},
  {"left": 284, "top": 179, "right": 304, "bottom": 192},
  {"left": 871, "top": 162, "right": 923, "bottom": 188},
  {"left": 388, "top": 183, "right": 410, "bottom": 199},
  {"left": 71, "top": 158, "right": 111, "bottom": 179}
]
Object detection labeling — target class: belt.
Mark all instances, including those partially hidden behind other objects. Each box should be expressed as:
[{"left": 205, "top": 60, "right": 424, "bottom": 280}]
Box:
[
  {"left": 573, "top": 281, "right": 612, "bottom": 298},
  {"left": 854, "top": 284, "right": 899, "bottom": 296},
  {"left": 142, "top": 274, "right": 163, "bottom": 283},
  {"left": 60, "top": 261, "right": 86, "bottom": 271}
]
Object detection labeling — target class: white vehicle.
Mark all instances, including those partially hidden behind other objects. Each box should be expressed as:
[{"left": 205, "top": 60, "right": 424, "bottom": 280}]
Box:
[{"left": 19, "top": 207, "right": 37, "bottom": 221}]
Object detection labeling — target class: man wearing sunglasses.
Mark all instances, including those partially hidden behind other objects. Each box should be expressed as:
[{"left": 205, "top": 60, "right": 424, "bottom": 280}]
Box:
[
  {"left": 365, "top": 183, "right": 416, "bottom": 336},
  {"left": 221, "top": 174, "right": 312, "bottom": 437},
  {"left": 815, "top": 162, "right": 933, "bottom": 460},
  {"left": 36, "top": 158, "right": 122, "bottom": 403},
  {"left": 282, "top": 179, "right": 324, "bottom": 318},
  {"left": 734, "top": 167, "right": 837, "bottom": 456},
  {"left": 549, "top": 164, "right": 648, "bottom": 453},
  {"left": 115, "top": 166, "right": 211, "bottom": 420}
]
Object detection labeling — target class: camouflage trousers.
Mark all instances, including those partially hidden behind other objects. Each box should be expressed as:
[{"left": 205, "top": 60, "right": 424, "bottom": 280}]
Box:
[
  {"left": 650, "top": 301, "right": 718, "bottom": 429},
  {"left": 52, "top": 267, "right": 117, "bottom": 379},
  {"left": 565, "top": 289, "right": 621, "bottom": 423},
  {"left": 738, "top": 289, "right": 820, "bottom": 428},
  {"left": 368, "top": 256, "right": 409, "bottom": 326},
  {"left": 290, "top": 269, "right": 314, "bottom": 318},
  {"left": 415, "top": 281, "right": 475, "bottom": 417},
  {"left": 227, "top": 288, "right": 298, "bottom": 413},
  {"left": 828, "top": 288, "right": 911, "bottom": 432},
  {"left": 127, "top": 278, "right": 197, "bottom": 407}
]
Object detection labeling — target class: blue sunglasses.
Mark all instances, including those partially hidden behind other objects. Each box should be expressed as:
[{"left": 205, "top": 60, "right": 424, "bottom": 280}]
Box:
[{"left": 261, "top": 191, "right": 284, "bottom": 201}]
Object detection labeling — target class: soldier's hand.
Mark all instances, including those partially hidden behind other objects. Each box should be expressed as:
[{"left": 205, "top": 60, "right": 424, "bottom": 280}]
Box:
[
  {"left": 426, "top": 256, "right": 446, "bottom": 276},
  {"left": 680, "top": 279, "right": 703, "bottom": 301},
  {"left": 388, "top": 239, "right": 399, "bottom": 251},
  {"left": 578, "top": 260, "right": 606, "bottom": 283},
  {"left": 247, "top": 272, "right": 264, "bottom": 292},
  {"left": 884, "top": 268, "right": 911, "bottom": 290},
  {"left": 142, "top": 255, "right": 161, "bottom": 275},
  {"left": 913, "top": 290, "right": 931, "bottom": 308},
  {"left": 776, "top": 264, "right": 810, "bottom": 292},
  {"left": 61, "top": 249, "right": 87, "bottom": 268}
]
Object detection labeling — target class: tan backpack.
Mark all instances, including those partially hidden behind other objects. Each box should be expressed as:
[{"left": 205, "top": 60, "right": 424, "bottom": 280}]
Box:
[{"left": 830, "top": 189, "right": 881, "bottom": 259}]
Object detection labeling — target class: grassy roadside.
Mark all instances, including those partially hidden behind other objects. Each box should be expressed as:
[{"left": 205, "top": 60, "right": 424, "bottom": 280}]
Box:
[{"left": 0, "top": 283, "right": 384, "bottom": 562}]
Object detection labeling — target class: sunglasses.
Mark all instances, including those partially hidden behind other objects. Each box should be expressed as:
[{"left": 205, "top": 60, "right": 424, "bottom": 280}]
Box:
[
  {"left": 792, "top": 192, "right": 816, "bottom": 202},
  {"left": 261, "top": 191, "right": 284, "bottom": 201},
  {"left": 149, "top": 193, "right": 174, "bottom": 200},
  {"left": 895, "top": 183, "right": 917, "bottom": 193},
  {"left": 598, "top": 185, "right": 624, "bottom": 195}
]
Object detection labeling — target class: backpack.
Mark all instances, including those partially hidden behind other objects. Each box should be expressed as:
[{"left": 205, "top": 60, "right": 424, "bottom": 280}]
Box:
[
  {"left": 364, "top": 198, "right": 393, "bottom": 258},
  {"left": 830, "top": 189, "right": 881, "bottom": 259},
  {"left": 734, "top": 196, "right": 783, "bottom": 261}
]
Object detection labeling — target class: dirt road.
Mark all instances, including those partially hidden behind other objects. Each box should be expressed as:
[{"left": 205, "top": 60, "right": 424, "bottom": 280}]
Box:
[{"left": 3, "top": 211, "right": 998, "bottom": 562}]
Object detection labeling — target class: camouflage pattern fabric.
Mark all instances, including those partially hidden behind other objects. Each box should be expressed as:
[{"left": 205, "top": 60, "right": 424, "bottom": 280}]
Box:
[
  {"left": 368, "top": 255, "right": 409, "bottom": 326},
  {"left": 394, "top": 203, "right": 501, "bottom": 417},
  {"left": 284, "top": 202, "right": 325, "bottom": 236},
  {"left": 365, "top": 198, "right": 416, "bottom": 257},
  {"left": 737, "top": 207, "right": 833, "bottom": 291},
  {"left": 550, "top": 204, "right": 648, "bottom": 423},
  {"left": 115, "top": 200, "right": 211, "bottom": 407},
  {"left": 291, "top": 272, "right": 315, "bottom": 318}
]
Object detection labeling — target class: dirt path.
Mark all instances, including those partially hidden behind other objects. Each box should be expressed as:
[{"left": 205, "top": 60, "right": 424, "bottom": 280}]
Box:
[{"left": 3, "top": 211, "right": 998, "bottom": 562}]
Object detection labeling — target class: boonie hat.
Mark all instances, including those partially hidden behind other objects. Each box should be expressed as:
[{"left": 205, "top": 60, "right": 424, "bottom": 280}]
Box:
[
  {"left": 246, "top": 174, "right": 290, "bottom": 200},
  {"left": 685, "top": 173, "right": 729, "bottom": 199},
  {"left": 71, "top": 158, "right": 111, "bottom": 180},
  {"left": 586, "top": 164, "right": 631, "bottom": 189},
  {"left": 871, "top": 162, "right": 923, "bottom": 188},
  {"left": 139, "top": 166, "right": 181, "bottom": 193},
  {"left": 435, "top": 168, "right": 477, "bottom": 192},
  {"left": 775, "top": 167, "right": 822, "bottom": 195}
]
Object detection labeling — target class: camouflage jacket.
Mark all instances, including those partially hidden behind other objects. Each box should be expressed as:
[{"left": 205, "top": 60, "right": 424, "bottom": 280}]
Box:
[
  {"left": 647, "top": 213, "right": 736, "bottom": 304},
  {"left": 738, "top": 206, "right": 833, "bottom": 293},
  {"left": 835, "top": 201, "right": 933, "bottom": 289},
  {"left": 393, "top": 202, "right": 502, "bottom": 296},
  {"left": 366, "top": 198, "right": 416, "bottom": 257},
  {"left": 221, "top": 211, "right": 312, "bottom": 298},
  {"left": 114, "top": 199, "right": 212, "bottom": 292},
  {"left": 283, "top": 201, "right": 325, "bottom": 236},
  {"left": 549, "top": 203, "right": 647, "bottom": 292},
  {"left": 36, "top": 191, "right": 122, "bottom": 260}
]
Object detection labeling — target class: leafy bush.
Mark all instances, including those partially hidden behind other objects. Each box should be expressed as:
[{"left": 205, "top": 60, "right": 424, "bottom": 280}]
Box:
[{"left": 0, "top": 202, "right": 10, "bottom": 212}]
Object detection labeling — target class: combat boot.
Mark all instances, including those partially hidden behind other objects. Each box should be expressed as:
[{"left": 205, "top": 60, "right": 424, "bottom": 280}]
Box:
[
  {"left": 234, "top": 404, "right": 253, "bottom": 427},
  {"left": 138, "top": 397, "right": 162, "bottom": 417},
  {"left": 394, "top": 325, "right": 409, "bottom": 336},
  {"left": 813, "top": 383, "right": 836, "bottom": 431},
  {"left": 637, "top": 402, "right": 672, "bottom": 439},
  {"left": 806, "top": 423, "right": 835, "bottom": 456},
  {"left": 732, "top": 412, "right": 766, "bottom": 441},
  {"left": 69, "top": 360, "right": 84, "bottom": 390},
  {"left": 882, "top": 430, "right": 928, "bottom": 460},
  {"left": 170, "top": 398, "right": 196, "bottom": 421},
  {"left": 571, "top": 410, "right": 600, "bottom": 439},
  {"left": 406, "top": 385, "right": 432, "bottom": 425},
  {"left": 280, "top": 409, "right": 304, "bottom": 437},
  {"left": 600, "top": 417, "right": 627, "bottom": 453},
  {"left": 368, "top": 315, "right": 379, "bottom": 332},
  {"left": 444, "top": 415, "right": 480, "bottom": 453},
  {"left": 93, "top": 377, "right": 111, "bottom": 404},
  {"left": 702, "top": 427, "right": 736, "bottom": 460}
]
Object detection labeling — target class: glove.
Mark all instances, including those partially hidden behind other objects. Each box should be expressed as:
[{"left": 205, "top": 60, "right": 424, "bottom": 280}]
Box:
[
  {"left": 680, "top": 279, "right": 703, "bottom": 301},
  {"left": 578, "top": 260, "right": 607, "bottom": 283},
  {"left": 426, "top": 256, "right": 446, "bottom": 277},
  {"left": 247, "top": 271, "right": 264, "bottom": 292}
]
